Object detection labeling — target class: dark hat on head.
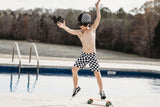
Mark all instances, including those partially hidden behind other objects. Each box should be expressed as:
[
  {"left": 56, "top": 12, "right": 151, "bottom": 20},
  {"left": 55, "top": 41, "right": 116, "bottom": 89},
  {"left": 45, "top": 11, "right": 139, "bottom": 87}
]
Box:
[
  {"left": 78, "top": 13, "right": 92, "bottom": 26},
  {"left": 78, "top": 13, "right": 91, "bottom": 23},
  {"left": 81, "top": 13, "right": 91, "bottom": 23}
]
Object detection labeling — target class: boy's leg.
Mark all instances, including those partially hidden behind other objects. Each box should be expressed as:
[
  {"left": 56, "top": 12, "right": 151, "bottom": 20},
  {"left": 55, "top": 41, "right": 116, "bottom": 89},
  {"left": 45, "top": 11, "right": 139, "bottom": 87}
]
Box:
[
  {"left": 94, "top": 71, "right": 103, "bottom": 91},
  {"left": 72, "top": 52, "right": 88, "bottom": 97},
  {"left": 72, "top": 66, "right": 81, "bottom": 97},
  {"left": 73, "top": 52, "right": 88, "bottom": 88},
  {"left": 88, "top": 53, "right": 103, "bottom": 91},
  {"left": 88, "top": 52, "right": 106, "bottom": 99},
  {"left": 94, "top": 71, "right": 106, "bottom": 99},
  {"left": 72, "top": 66, "right": 80, "bottom": 88}
]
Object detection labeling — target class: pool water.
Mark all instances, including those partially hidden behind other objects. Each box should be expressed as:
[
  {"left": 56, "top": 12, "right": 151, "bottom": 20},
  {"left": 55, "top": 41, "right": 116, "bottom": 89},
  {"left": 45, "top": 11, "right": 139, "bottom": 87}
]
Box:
[{"left": 0, "top": 73, "right": 160, "bottom": 96}]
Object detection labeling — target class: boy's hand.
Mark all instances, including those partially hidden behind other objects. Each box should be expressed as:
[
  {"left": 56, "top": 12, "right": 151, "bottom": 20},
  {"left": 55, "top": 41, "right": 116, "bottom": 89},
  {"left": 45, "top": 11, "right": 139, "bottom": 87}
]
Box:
[
  {"left": 57, "top": 20, "right": 65, "bottom": 29},
  {"left": 95, "top": 0, "right": 100, "bottom": 7}
]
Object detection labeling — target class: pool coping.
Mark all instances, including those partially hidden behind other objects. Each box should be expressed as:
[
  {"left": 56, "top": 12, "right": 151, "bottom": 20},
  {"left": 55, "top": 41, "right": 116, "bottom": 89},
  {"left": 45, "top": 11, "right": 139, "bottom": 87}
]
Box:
[{"left": 0, "top": 57, "right": 160, "bottom": 75}]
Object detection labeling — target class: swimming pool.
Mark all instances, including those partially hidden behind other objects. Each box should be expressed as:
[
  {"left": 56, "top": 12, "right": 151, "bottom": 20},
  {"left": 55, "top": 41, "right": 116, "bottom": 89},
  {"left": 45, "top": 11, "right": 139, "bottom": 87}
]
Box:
[
  {"left": 0, "top": 68, "right": 160, "bottom": 107},
  {"left": 0, "top": 73, "right": 160, "bottom": 96}
]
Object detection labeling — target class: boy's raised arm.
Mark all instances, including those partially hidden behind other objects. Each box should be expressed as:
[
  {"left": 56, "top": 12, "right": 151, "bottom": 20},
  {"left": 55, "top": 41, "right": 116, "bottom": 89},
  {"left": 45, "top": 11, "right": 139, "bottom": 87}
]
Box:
[
  {"left": 91, "top": 0, "right": 101, "bottom": 31},
  {"left": 57, "top": 20, "right": 80, "bottom": 36}
]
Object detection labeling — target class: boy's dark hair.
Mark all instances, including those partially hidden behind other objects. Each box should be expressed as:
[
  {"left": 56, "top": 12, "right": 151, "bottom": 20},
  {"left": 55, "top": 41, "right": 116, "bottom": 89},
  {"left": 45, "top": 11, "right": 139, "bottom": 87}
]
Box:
[
  {"left": 78, "top": 13, "right": 92, "bottom": 27},
  {"left": 53, "top": 16, "right": 64, "bottom": 24}
]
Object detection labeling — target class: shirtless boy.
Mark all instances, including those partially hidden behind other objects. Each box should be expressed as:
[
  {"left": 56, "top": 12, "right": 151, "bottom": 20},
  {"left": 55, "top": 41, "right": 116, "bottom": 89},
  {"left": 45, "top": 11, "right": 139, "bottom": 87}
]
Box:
[{"left": 57, "top": 0, "right": 106, "bottom": 99}]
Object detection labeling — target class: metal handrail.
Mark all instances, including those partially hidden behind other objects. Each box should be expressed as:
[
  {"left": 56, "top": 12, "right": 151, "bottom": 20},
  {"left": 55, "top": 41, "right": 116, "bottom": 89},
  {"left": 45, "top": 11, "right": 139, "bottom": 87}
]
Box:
[
  {"left": 29, "top": 43, "right": 40, "bottom": 74},
  {"left": 12, "top": 42, "right": 22, "bottom": 73}
]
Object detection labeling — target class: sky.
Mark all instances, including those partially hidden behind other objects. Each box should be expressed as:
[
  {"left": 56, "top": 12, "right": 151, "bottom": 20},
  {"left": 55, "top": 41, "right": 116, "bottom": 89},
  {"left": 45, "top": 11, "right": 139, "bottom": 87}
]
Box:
[{"left": 0, "top": 0, "right": 151, "bottom": 13}]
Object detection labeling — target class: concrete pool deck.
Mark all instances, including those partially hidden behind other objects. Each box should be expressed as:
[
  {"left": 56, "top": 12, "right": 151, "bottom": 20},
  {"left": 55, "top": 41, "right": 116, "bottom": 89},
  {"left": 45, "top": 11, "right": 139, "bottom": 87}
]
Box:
[{"left": 0, "top": 93, "right": 159, "bottom": 107}]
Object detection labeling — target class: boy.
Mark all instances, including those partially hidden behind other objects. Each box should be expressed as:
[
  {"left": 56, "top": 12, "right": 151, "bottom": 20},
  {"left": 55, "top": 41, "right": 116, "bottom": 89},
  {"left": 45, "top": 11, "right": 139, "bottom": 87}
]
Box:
[{"left": 57, "top": 0, "right": 106, "bottom": 99}]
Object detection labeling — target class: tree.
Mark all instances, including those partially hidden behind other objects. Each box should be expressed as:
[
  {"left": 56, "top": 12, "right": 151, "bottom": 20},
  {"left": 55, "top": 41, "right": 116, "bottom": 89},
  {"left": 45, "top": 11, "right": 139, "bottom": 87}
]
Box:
[
  {"left": 154, "top": 0, "right": 160, "bottom": 15},
  {"left": 117, "top": 8, "right": 126, "bottom": 19},
  {"left": 153, "top": 20, "right": 160, "bottom": 57},
  {"left": 101, "top": 7, "right": 112, "bottom": 18},
  {"left": 139, "top": 1, "right": 159, "bottom": 57},
  {"left": 0, "top": 5, "right": 160, "bottom": 58}
]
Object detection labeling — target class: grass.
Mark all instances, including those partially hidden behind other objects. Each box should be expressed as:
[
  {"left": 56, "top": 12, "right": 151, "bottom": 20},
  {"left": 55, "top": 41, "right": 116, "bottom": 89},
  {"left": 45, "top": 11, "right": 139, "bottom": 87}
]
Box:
[{"left": 0, "top": 40, "right": 160, "bottom": 65}]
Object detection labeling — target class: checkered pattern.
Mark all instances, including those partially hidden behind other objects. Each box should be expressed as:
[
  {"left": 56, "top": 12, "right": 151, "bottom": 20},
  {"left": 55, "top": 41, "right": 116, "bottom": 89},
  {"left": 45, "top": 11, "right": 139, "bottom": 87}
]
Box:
[
  {"left": 74, "top": 52, "right": 100, "bottom": 72},
  {"left": 81, "top": 14, "right": 91, "bottom": 23}
]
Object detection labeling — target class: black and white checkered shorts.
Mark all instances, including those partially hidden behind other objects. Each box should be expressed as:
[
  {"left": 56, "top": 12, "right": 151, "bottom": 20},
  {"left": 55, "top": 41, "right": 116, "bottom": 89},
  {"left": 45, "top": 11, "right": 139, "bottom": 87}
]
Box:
[{"left": 74, "top": 52, "right": 100, "bottom": 72}]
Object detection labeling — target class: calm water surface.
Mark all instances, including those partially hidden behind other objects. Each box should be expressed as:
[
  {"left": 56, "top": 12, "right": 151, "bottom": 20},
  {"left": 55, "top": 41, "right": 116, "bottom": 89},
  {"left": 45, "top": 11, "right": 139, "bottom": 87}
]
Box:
[{"left": 0, "top": 74, "right": 160, "bottom": 96}]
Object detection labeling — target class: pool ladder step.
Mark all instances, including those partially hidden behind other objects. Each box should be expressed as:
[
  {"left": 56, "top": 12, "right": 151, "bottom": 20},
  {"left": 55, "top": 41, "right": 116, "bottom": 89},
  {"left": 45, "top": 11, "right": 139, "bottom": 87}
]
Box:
[
  {"left": 12, "top": 42, "right": 39, "bottom": 74},
  {"left": 19, "top": 67, "right": 38, "bottom": 74}
]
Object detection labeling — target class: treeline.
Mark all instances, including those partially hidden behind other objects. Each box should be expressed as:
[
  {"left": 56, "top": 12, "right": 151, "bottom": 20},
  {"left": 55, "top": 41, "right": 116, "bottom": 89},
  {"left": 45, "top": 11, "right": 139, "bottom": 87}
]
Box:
[{"left": 0, "top": 0, "right": 160, "bottom": 58}]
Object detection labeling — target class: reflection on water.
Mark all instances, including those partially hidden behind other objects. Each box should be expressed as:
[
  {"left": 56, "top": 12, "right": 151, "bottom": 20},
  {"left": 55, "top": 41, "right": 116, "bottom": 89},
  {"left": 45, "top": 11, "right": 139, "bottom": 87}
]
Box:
[
  {"left": 152, "top": 79, "right": 160, "bottom": 86},
  {"left": 10, "top": 74, "right": 38, "bottom": 92},
  {"left": 10, "top": 73, "right": 20, "bottom": 92},
  {"left": 150, "top": 79, "right": 160, "bottom": 94},
  {"left": 27, "top": 74, "right": 38, "bottom": 92},
  {"left": 0, "top": 74, "right": 159, "bottom": 95}
]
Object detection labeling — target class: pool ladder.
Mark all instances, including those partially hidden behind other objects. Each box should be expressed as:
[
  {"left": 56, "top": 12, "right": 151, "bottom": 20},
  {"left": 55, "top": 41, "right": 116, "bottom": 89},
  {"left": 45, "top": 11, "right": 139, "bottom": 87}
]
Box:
[{"left": 12, "top": 42, "right": 40, "bottom": 74}]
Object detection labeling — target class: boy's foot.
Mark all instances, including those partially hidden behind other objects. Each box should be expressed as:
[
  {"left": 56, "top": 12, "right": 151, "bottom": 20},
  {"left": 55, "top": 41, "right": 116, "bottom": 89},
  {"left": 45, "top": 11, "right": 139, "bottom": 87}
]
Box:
[
  {"left": 72, "top": 86, "right": 81, "bottom": 97},
  {"left": 100, "top": 91, "right": 106, "bottom": 99}
]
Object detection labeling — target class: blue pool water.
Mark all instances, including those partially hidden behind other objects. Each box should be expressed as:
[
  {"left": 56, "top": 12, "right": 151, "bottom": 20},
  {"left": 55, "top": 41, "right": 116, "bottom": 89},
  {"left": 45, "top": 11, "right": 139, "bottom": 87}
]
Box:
[{"left": 0, "top": 73, "right": 160, "bottom": 96}]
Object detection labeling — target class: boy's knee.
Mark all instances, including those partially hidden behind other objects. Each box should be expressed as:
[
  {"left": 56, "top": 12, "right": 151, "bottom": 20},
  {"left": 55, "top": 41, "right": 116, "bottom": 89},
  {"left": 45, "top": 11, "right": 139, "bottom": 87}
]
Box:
[
  {"left": 72, "top": 66, "right": 79, "bottom": 73},
  {"left": 94, "top": 71, "right": 101, "bottom": 77}
]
